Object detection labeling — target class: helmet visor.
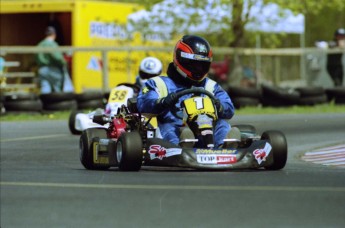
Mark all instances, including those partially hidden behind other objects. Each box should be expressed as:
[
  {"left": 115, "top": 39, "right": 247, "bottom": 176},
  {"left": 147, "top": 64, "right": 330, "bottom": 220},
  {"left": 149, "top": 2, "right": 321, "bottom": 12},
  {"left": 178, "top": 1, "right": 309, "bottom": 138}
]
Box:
[
  {"left": 139, "top": 70, "right": 160, "bottom": 79},
  {"left": 181, "top": 58, "right": 211, "bottom": 81}
]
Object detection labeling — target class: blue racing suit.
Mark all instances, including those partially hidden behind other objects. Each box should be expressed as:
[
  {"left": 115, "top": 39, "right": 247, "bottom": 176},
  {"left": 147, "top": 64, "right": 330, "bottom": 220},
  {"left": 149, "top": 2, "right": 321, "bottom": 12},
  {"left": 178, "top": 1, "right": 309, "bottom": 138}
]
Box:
[{"left": 137, "top": 63, "right": 235, "bottom": 148}]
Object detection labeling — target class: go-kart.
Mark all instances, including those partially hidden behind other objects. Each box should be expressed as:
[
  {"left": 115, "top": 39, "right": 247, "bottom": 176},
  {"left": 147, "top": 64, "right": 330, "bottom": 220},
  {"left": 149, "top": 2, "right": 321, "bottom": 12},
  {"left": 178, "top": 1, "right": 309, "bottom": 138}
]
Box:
[
  {"left": 79, "top": 88, "right": 288, "bottom": 171},
  {"left": 69, "top": 83, "right": 140, "bottom": 135}
]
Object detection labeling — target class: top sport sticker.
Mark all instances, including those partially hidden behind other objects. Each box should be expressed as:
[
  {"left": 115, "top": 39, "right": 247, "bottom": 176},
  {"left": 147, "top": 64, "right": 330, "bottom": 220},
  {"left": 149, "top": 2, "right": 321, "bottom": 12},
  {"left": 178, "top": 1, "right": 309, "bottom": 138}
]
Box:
[{"left": 196, "top": 154, "right": 237, "bottom": 165}]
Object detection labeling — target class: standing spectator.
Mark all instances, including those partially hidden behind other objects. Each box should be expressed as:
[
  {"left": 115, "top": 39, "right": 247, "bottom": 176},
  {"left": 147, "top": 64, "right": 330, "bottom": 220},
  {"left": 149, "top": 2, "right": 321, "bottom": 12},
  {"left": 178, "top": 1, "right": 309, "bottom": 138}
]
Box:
[
  {"left": 327, "top": 28, "right": 345, "bottom": 87},
  {"left": 36, "top": 26, "right": 74, "bottom": 94}
]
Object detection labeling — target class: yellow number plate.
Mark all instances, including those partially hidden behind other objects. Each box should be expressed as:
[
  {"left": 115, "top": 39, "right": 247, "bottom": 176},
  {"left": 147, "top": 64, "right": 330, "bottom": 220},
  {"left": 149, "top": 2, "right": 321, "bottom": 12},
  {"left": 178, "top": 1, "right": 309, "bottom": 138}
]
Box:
[{"left": 108, "top": 89, "right": 128, "bottom": 103}]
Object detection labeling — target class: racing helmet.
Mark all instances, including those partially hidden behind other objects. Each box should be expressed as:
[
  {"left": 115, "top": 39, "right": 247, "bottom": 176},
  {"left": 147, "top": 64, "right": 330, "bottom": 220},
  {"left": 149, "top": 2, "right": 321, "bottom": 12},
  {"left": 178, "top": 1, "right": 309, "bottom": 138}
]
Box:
[
  {"left": 139, "top": 57, "right": 163, "bottom": 79},
  {"left": 173, "top": 35, "right": 213, "bottom": 82}
]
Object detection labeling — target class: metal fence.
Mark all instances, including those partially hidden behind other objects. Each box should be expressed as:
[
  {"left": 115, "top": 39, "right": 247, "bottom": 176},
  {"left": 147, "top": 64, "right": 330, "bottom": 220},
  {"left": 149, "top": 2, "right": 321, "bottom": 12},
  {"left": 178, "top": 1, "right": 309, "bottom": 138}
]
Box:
[{"left": 1, "top": 46, "right": 344, "bottom": 93}]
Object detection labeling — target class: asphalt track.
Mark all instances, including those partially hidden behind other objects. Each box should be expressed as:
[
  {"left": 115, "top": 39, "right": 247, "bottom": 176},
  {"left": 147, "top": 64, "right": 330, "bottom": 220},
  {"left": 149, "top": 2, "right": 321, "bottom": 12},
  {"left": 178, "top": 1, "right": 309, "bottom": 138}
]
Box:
[{"left": 1, "top": 113, "right": 345, "bottom": 228}]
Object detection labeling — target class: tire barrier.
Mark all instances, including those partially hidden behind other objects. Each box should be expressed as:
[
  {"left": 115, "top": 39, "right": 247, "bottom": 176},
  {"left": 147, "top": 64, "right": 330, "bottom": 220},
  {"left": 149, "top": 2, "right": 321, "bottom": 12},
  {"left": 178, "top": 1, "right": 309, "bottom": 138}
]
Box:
[
  {"left": 227, "top": 86, "right": 262, "bottom": 109},
  {"left": 260, "top": 84, "right": 300, "bottom": 107},
  {"left": 1, "top": 85, "right": 343, "bottom": 114},
  {"left": 42, "top": 99, "right": 78, "bottom": 111},
  {"left": 39, "top": 92, "right": 75, "bottom": 103},
  {"left": 325, "top": 87, "right": 345, "bottom": 104},
  {"left": 1, "top": 91, "right": 106, "bottom": 113},
  {"left": 228, "top": 84, "right": 343, "bottom": 108},
  {"left": 232, "top": 97, "right": 261, "bottom": 109},
  {"left": 3, "top": 93, "right": 43, "bottom": 113},
  {"left": 40, "top": 92, "right": 76, "bottom": 111},
  {"left": 75, "top": 91, "right": 105, "bottom": 110},
  {"left": 295, "top": 86, "right": 328, "bottom": 106},
  {"left": 4, "top": 99, "right": 43, "bottom": 112},
  {"left": 103, "top": 90, "right": 111, "bottom": 101},
  {"left": 77, "top": 99, "right": 104, "bottom": 110},
  {"left": 0, "top": 94, "right": 5, "bottom": 114}
]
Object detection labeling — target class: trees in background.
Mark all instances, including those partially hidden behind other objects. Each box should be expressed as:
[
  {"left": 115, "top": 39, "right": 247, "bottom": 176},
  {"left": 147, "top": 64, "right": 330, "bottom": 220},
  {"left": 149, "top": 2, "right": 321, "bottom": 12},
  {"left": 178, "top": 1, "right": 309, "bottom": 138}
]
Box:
[{"left": 117, "top": 0, "right": 344, "bottom": 48}]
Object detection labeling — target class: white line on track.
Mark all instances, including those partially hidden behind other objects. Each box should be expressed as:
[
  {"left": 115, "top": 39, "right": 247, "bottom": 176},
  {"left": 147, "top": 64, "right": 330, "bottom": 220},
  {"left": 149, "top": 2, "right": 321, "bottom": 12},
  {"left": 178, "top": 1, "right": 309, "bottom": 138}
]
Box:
[
  {"left": 1, "top": 181, "right": 345, "bottom": 192},
  {"left": 305, "top": 148, "right": 345, "bottom": 155},
  {"left": 303, "top": 153, "right": 345, "bottom": 158},
  {"left": 302, "top": 144, "right": 345, "bottom": 168},
  {"left": 312, "top": 158, "right": 345, "bottom": 164},
  {"left": 0, "top": 134, "right": 69, "bottom": 142},
  {"left": 303, "top": 155, "right": 345, "bottom": 161}
]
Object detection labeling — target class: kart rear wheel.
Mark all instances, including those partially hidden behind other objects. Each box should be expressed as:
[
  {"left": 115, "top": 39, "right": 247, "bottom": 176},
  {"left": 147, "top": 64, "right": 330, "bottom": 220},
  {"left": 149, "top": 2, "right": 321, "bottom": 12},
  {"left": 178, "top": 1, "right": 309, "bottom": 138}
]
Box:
[
  {"left": 80, "top": 128, "right": 110, "bottom": 170},
  {"left": 116, "top": 131, "right": 143, "bottom": 171},
  {"left": 69, "top": 110, "right": 83, "bottom": 135},
  {"left": 261, "top": 130, "right": 287, "bottom": 170}
]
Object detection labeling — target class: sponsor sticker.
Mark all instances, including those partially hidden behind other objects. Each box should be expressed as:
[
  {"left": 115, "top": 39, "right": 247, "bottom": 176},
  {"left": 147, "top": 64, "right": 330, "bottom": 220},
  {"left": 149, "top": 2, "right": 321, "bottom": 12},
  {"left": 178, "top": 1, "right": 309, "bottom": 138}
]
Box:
[
  {"left": 197, "top": 154, "right": 237, "bottom": 164},
  {"left": 195, "top": 149, "right": 237, "bottom": 154},
  {"left": 92, "top": 142, "right": 109, "bottom": 164},
  {"left": 148, "top": 145, "right": 182, "bottom": 160},
  {"left": 87, "top": 56, "right": 101, "bottom": 71},
  {"left": 216, "top": 155, "right": 237, "bottom": 164},
  {"left": 181, "top": 51, "right": 211, "bottom": 61},
  {"left": 253, "top": 142, "right": 272, "bottom": 164},
  {"left": 90, "top": 21, "right": 129, "bottom": 40}
]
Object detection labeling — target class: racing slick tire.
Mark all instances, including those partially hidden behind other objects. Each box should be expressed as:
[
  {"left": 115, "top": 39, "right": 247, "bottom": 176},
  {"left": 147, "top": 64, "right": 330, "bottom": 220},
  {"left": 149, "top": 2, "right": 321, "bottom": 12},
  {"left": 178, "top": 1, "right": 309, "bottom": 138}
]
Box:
[
  {"left": 80, "top": 128, "right": 110, "bottom": 170},
  {"left": 116, "top": 131, "right": 143, "bottom": 171},
  {"left": 261, "top": 130, "right": 287, "bottom": 170},
  {"left": 69, "top": 110, "right": 83, "bottom": 135}
]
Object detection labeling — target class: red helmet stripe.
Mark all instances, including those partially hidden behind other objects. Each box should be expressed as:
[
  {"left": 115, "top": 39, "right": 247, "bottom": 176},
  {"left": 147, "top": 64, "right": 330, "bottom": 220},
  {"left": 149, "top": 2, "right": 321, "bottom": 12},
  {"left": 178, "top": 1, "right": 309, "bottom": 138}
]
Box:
[
  {"left": 176, "top": 40, "right": 194, "bottom": 53},
  {"left": 174, "top": 40, "right": 193, "bottom": 78}
]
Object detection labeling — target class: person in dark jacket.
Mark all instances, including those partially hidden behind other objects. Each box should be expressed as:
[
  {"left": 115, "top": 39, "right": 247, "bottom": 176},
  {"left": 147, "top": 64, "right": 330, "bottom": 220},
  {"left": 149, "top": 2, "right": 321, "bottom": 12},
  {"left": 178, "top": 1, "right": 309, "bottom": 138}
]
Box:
[
  {"left": 137, "top": 35, "right": 237, "bottom": 148},
  {"left": 327, "top": 28, "right": 345, "bottom": 87}
]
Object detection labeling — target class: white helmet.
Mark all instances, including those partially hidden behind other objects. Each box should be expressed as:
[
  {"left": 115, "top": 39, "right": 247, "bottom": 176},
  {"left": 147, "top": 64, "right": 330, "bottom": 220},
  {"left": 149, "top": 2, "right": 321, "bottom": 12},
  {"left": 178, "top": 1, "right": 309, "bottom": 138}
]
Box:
[{"left": 139, "top": 57, "right": 163, "bottom": 79}]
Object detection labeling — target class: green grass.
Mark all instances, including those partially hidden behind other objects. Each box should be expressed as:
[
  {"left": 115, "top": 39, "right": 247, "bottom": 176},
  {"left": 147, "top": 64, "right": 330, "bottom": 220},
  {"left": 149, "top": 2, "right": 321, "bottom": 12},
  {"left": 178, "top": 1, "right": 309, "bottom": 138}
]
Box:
[
  {"left": 237, "top": 103, "right": 345, "bottom": 115},
  {"left": 0, "top": 111, "right": 73, "bottom": 122},
  {"left": 1, "top": 103, "right": 344, "bottom": 122}
]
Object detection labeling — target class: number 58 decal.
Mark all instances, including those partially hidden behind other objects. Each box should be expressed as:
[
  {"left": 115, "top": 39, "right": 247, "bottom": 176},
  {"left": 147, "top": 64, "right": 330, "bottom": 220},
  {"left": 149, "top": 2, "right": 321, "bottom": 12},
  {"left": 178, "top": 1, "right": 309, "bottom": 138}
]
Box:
[{"left": 109, "top": 90, "right": 128, "bottom": 103}]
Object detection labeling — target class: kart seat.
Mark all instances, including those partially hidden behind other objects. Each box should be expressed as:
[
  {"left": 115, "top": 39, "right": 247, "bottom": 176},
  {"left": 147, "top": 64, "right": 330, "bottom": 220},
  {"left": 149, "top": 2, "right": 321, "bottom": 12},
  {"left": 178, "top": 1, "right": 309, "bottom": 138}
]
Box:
[
  {"left": 179, "top": 127, "right": 197, "bottom": 148},
  {"left": 222, "top": 127, "right": 241, "bottom": 148}
]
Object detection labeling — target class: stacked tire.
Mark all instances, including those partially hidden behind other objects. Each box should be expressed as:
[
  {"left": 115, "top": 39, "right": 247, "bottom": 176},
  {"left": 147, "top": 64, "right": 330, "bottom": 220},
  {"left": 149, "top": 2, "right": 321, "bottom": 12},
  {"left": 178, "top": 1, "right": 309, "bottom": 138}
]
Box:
[
  {"left": 0, "top": 94, "right": 5, "bottom": 114},
  {"left": 3, "top": 93, "right": 43, "bottom": 113},
  {"left": 295, "top": 86, "right": 328, "bottom": 106},
  {"left": 227, "top": 86, "right": 262, "bottom": 109},
  {"left": 261, "top": 84, "right": 300, "bottom": 107},
  {"left": 40, "top": 92, "right": 77, "bottom": 111},
  {"left": 325, "top": 87, "right": 345, "bottom": 104},
  {"left": 75, "top": 91, "right": 105, "bottom": 110}
]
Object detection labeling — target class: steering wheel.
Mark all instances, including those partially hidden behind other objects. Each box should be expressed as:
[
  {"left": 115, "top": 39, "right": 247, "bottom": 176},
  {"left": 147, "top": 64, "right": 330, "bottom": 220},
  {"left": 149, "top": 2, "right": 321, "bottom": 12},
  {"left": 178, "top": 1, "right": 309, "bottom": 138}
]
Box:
[{"left": 169, "top": 88, "right": 218, "bottom": 119}]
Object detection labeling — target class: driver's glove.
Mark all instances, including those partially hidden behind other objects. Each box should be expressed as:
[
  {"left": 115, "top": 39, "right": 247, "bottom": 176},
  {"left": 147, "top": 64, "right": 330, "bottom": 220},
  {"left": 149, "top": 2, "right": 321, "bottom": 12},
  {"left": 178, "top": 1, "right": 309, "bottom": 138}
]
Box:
[
  {"left": 158, "top": 93, "right": 178, "bottom": 108},
  {"left": 214, "top": 98, "right": 224, "bottom": 114}
]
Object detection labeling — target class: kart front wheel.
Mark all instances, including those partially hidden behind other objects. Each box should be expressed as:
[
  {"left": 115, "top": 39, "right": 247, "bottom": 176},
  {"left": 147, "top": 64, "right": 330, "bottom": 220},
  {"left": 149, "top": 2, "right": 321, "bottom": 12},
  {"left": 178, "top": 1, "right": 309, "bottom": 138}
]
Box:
[
  {"left": 116, "top": 131, "right": 143, "bottom": 171},
  {"left": 261, "top": 130, "right": 287, "bottom": 170},
  {"left": 80, "top": 128, "right": 110, "bottom": 170},
  {"left": 69, "top": 110, "right": 83, "bottom": 135}
]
